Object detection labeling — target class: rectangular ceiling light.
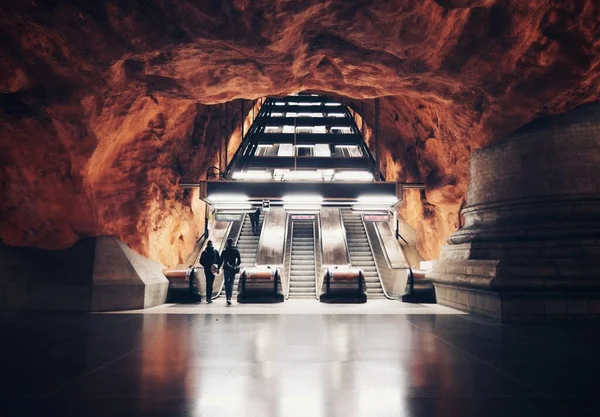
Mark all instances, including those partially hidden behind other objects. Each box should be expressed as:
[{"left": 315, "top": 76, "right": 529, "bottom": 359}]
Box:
[
  {"left": 283, "top": 194, "right": 323, "bottom": 203},
  {"left": 325, "top": 103, "right": 341, "bottom": 106},
  {"left": 283, "top": 171, "right": 323, "bottom": 181},
  {"left": 213, "top": 203, "right": 252, "bottom": 211},
  {"left": 208, "top": 193, "right": 249, "bottom": 203},
  {"left": 284, "top": 204, "right": 321, "bottom": 211},
  {"left": 274, "top": 102, "right": 286, "bottom": 106},
  {"left": 352, "top": 204, "right": 390, "bottom": 212},
  {"left": 231, "top": 170, "right": 273, "bottom": 180},
  {"left": 356, "top": 195, "right": 398, "bottom": 205},
  {"left": 334, "top": 171, "right": 374, "bottom": 181}
]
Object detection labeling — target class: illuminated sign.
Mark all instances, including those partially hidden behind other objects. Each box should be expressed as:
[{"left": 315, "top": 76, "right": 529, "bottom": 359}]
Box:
[
  {"left": 362, "top": 214, "right": 390, "bottom": 222},
  {"left": 215, "top": 213, "right": 244, "bottom": 222}
]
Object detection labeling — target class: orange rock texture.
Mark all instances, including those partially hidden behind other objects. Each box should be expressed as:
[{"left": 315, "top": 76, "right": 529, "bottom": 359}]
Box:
[{"left": 1, "top": 0, "right": 599, "bottom": 265}]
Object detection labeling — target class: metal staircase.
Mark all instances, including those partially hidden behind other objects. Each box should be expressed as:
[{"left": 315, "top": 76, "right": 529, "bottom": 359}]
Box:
[
  {"left": 288, "top": 221, "right": 316, "bottom": 298},
  {"left": 341, "top": 210, "right": 385, "bottom": 298},
  {"left": 234, "top": 213, "right": 264, "bottom": 297}
]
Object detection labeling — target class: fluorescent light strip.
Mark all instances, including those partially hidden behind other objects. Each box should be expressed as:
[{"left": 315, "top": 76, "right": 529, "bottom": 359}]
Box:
[
  {"left": 283, "top": 194, "right": 323, "bottom": 203},
  {"left": 352, "top": 204, "right": 390, "bottom": 212},
  {"left": 334, "top": 171, "right": 374, "bottom": 181},
  {"left": 284, "top": 204, "right": 321, "bottom": 211},
  {"left": 208, "top": 193, "right": 249, "bottom": 203},
  {"left": 231, "top": 170, "right": 272, "bottom": 180},
  {"left": 213, "top": 203, "right": 252, "bottom": 210},
  {"left": 357, "top": 195, "right": 398, "bottom": 204},
  {"left": 283, "top": 171, "right": 323, "bottom": 181}
]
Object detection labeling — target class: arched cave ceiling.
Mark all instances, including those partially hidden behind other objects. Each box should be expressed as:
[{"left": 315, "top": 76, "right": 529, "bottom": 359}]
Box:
[{"left": 0, "top": 0, "right": 599, "bottom": 266}]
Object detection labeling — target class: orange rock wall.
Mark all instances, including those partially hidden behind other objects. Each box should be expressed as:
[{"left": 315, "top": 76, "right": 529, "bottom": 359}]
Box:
[{"left": 1, "top": 0, "right": 599, "bottom": 265}]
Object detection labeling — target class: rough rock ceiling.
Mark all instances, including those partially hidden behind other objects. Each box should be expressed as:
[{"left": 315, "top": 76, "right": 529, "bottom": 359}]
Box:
[{"left": 0, "top": 0, "right": 599, "bottom": 266}]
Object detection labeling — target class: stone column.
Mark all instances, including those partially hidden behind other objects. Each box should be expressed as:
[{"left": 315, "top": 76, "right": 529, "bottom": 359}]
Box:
[{"left": 427, "top": 103, "right": 600, "bottom": 322}]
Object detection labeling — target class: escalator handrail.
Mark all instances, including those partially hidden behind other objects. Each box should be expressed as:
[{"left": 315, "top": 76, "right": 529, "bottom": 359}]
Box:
[
  {"left": 359, "top": 215, "right": 394, "bottom": 300},
  {"left": 284, "top": 220, "right": 294, "bottom": 299},
  {"left": 213, "top": 214, "right": 245, "bottom": 299},
  {"left": 313, "top": 217, "right": 323, "bottom": 300}
]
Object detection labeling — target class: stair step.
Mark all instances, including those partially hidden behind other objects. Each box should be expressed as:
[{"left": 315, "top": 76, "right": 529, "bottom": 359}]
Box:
[
  {"left": 291, "top": 260, "right": 314, "bottom": 265},
  {"left": 290, "top": 282, "right": 315, "bottom": 288}
]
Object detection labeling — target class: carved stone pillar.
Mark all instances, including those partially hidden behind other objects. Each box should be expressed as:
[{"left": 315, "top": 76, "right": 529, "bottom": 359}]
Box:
[{"left": 428, "top": 103, "right": 600, "bottom": 321}]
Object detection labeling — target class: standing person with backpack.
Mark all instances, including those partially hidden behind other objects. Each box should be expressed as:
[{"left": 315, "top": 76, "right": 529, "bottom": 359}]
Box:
[
  {"left": 220, "top": 238, "right": 241, "bottom": 306},
  {"left": 199, "top": 240, "right": 220, "bottom": 304}
]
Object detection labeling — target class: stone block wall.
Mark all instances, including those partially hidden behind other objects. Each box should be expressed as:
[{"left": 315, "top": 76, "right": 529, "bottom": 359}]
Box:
[{"left": 428, "top": 103, "right": 600, "bottom": 322}]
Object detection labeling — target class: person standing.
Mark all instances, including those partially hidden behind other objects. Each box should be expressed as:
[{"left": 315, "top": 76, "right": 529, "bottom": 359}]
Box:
[
  {"left": 220, "top": 238, "right": 241, "bottom": 305},
  {"left": 250, "top": 208, "right": 261, "bottom": 236},
  {"left": 199, "top": 240, "right": 220, "bottom": 304}
]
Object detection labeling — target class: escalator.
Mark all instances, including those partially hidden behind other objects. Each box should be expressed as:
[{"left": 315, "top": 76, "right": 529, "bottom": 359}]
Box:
[
  {"left": 288, "top": 221, "right": 316, "bottom": 298},
  {"left": 341, "top": 210, "right": 385, "bottom": 299},
  {"left": 233, "top": 212, "right": 264, "bottom": 298}
]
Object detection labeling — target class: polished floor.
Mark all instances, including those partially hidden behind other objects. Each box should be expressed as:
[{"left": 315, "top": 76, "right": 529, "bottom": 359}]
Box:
[{"left": 2, "top": 301, "right": 600, "bottom": 416}]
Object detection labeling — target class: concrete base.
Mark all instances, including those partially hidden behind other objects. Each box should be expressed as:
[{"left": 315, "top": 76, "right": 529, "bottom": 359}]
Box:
[
  {"left": 434, "top": 283, "right": 600, "bottom": 322},
  {"left": 428, "top": 241, "right": 600, "bottom": 321},
  {"left": 0, "top": 236, "right": 168, "bottom": 312}
]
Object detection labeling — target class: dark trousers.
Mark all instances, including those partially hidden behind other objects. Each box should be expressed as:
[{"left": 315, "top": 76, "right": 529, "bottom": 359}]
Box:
[
  {"left": 251, "top": 217, "right": 258, "bottom": 235},
  {"left": 204, "top": 269, "right": 215, "bottom": 300},
  {"left": 224, "top": 270, "right": 236, "bottom": 301}
]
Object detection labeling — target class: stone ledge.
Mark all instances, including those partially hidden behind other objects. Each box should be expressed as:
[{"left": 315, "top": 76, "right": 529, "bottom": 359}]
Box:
[
  {"left": 434, "top": 283, "right": 600, "bottom": 322},
  {"left": 0, "top": 237, "right": 168, "bottom": 312}
]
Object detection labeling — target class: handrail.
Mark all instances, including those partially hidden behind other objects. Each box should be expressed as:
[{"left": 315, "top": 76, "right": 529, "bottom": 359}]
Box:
[
  {"left": 360, "top": 215, "right": 394, "bottom": 300},
  {"left": 253, "top": 211, "right": 268, "bottom": 267},
  {"left": 339, "top": 209, "right": 353, "bottom": 267},
  {"left": 313, "top": 216, "right": 322, "bottom": 300},
  {"left": 283, "top": 216, "right": 293, "bottom": 299},
  {"left": 187, "top": 231, "right": 209, "bottom": 266}
]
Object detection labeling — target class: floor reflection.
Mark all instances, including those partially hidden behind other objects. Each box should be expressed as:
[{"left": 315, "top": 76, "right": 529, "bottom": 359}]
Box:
[{"left": 2, "top": 311, "right": 600, "bottom": 416}]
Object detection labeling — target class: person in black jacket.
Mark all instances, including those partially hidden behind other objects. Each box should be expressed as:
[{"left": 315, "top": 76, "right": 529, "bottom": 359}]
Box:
[
  {"left": 250, "top": 208, "right": 261, "bottom": 235},
  {"left": 219, "top": 238, "right": 241, "bottom": 305},
  {"left": 199, "top": 240, "right": 220, "bottom": 303}
]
